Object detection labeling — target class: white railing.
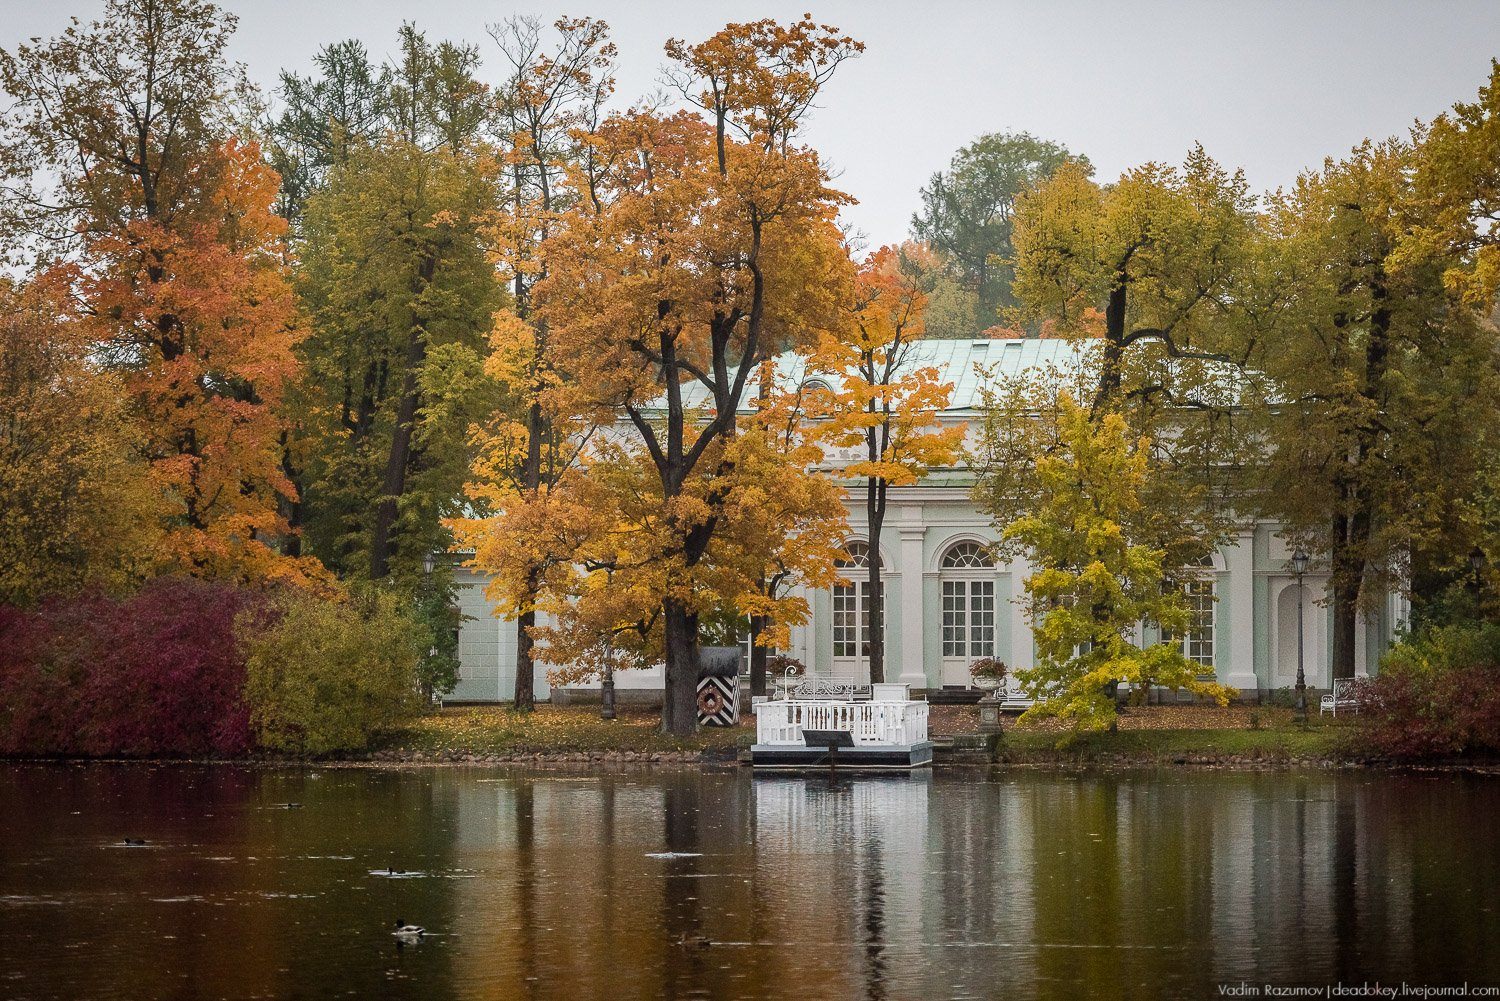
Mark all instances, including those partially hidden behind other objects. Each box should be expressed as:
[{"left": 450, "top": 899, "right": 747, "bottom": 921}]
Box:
[{"left": 755, "top": 699, "right": 929, "bottom": 747}]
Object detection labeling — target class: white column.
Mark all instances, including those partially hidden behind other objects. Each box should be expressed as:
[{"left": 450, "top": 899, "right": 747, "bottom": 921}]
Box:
[
  {"left": 1008, "top": 554, "right": 1032, "bottom": 670},
  {"left": 1224, "top": 530, "right": 1258, "bottom": 694},
  {"left": 1354, "top": 608, "right": 1370, "bottom": 678},
  {"left": 897, "top": 524, "right": 927, "bottom": 690}
]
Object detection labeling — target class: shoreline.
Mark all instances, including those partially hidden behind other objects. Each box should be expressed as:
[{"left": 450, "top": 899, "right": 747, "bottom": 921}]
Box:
[
  {"left": 6, "top": 703, "right": 1494, "bottom": 774},
  {"left": 5, "top": 748, "right": 1498, "bottom": 775}
]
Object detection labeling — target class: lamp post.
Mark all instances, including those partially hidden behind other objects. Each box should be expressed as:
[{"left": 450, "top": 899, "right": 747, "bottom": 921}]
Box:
[
  {"left": 600, "top": 637, "right": 617, "bottom": 721},
  {"left": 1291, "top": 548, "right": 1310, "bottom": 725},
  {"left": 420, "top": 553, "right": 438, "bottom": 705}
]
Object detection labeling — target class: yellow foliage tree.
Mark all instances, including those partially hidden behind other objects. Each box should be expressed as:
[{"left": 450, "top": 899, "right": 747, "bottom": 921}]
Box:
[
  {"left": 1006, "top": 394, "right": 1232, "bottom": 736},
  {"left": 0, "top": 279, "right": 161, "bottom": 604}
]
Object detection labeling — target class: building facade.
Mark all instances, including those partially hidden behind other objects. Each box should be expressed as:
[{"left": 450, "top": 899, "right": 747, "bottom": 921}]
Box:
[{"left": 448, "top": 339, "right": 1406, "bottom": 703}]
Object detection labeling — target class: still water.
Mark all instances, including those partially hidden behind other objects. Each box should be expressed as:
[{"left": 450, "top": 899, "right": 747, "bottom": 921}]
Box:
[{"left": 1, "top": 764, "right": 1497, "bottom": 1000}]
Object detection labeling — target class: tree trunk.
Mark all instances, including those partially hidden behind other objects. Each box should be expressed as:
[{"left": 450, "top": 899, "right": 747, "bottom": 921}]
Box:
[
  {"left": 369, "top": 328, "right": 426, "bottom": 579},
  {"left": 513, "top": 392, "right": 546, "bottom": 710},
  {"left": 866, "top": 475, "right": 887, "bottom": 686},
  {"left": 279, "top": 431, "right": 302, "bottom": 558},
  {"left": 662, "top": 598, "right": 701, "bottom": 736},
  {"left": 1330, "top": 552, "right": 1361, "bottom": 682},
  {"left": 749, "top": 613, "right": 769, "bottom": 697},
  {"left": 370, "top": 255, "right": 437, "bottom": 579},
  {"left": 1096, "top": 280, "right": 1128, "bottom": 413},
  {"left": 513, "top": 573, "right": 538, "bottom": 712}
]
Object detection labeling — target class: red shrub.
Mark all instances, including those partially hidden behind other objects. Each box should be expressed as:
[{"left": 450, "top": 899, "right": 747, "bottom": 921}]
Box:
[
  {"left": 0, "top": 579, "right": 262, "bottom": 757},
  {"left": 1358, "top": 660, "right": 1500, "bottom": 760}
]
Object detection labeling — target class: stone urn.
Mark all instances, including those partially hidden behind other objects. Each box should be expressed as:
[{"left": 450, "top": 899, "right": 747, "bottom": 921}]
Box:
[{"left": 973, "top": 674, "right": 1001, "bottom": 692}]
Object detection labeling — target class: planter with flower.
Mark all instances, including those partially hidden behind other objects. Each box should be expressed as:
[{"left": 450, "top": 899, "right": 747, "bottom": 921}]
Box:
[{"left": 969, "top": 658, "right": 1008, "bottom": 691}]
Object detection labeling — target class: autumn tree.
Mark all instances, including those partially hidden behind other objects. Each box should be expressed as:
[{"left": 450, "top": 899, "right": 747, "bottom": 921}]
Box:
[
  {"left": 515, "top": 19, "right": 860, "bottom": 734},
  {"left": 1005, "top": 394, "right": 1232, "bottom": 735},
  {"left": 0, "top": 0, "right": 318, "bottom": 586},
  {"left": 0, "top": 278, "right": 161, "bottom": 604},
  {"left": 1254, "top": 136, "right": 1500, "bottom": 676},
  {"left": 912, "top": 131, "right": 1084, "bottom": 331},
  {"left": 1000, "top": 148, "right": 1261, "bottom": 569},
  {"left": 290, "top": 26, "right": 502, "bottom": 586},
  {"left": 812, "top": 244, "right": 965, "bottom": 684},
  {"left": 473, "top": 15, "right": 615, "bottom": 710},
  {"left": 1409, "top": 60, "right": 1500, "bottom": 618},
  {"left": 727, "top": 362, "right": 849, "bottom": 695}
]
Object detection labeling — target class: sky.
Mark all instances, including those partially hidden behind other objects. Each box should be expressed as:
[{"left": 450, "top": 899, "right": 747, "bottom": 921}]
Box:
[{"left": 4, "top": 1, "right": 1499, "bottom": 246}]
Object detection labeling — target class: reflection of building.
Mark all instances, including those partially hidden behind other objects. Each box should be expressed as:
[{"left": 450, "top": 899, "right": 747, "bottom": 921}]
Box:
[
  {"left": 426, "top": 771, "right": 1488, "bottom": 995},
  {"left": 450, "top": 338, "right": 1406, "bottom": 702}
]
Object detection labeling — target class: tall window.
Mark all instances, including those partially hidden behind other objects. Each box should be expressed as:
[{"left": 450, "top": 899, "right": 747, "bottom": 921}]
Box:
[
  {"left": 1169, "top": 555, "right": 1216, "bottom": 669},
  {"left": 833, "top": 542, "right": 882, "bottom": 660},
  {"left": 940, "top": 542, "right": 996, "bottom": 660}
]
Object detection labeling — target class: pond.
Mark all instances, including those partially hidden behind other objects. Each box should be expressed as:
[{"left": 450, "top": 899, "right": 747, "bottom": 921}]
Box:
[{"left": 2, "top": 764, "right": 1497, "bottom": 1000}]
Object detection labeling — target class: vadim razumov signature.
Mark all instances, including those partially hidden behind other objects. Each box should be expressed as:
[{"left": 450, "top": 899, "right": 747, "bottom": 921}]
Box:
[{"left": 1218, "top": 984, "right": 1500, "bottom": 999}]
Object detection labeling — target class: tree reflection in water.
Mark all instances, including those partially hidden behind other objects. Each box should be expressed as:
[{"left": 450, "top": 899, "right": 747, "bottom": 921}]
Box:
[{"left": 0, "top": 765, "right": 1497, "bottom": 999}]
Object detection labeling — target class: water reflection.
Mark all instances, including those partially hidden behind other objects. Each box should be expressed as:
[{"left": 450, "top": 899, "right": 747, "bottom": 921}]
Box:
[{"left": 1, "top": 765, "right": 1496, "bottom": 1000}]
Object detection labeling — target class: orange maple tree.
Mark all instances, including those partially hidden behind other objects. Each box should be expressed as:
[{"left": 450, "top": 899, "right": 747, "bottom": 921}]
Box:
[
  {"left": 0, "top": 0, "right": 322, "bottom": 587},
  {"left": 810, "top": 244, "right": 966, "bottom": 683},
  {"left": 495, "top": 18, "right": 860, "bottom": 734}
]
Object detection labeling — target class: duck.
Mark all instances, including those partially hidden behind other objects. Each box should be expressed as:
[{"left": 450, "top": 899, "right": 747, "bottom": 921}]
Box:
[
  {"left": 392, "top": 919, "right": 426, "bottom": 942},
  {"left": 122, "top": 838, "right": 147, "bottom": 847},
  {"left": 675, "top": 933, "right": 713, "bottom": 949}
]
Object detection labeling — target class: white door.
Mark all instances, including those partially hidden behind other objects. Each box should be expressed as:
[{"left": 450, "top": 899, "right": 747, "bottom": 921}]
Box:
[
  {"left": 832, "top": 542, "right": 883, "bottom": 685},
  {"left": 941, "top": 578, "right": 996, "bottom": 686},
  {"left": 939, "top": 542, "right": 999, "bottom": 687},
  {"left": 833, "top": 579, "right": 884, "bottom": 685}
]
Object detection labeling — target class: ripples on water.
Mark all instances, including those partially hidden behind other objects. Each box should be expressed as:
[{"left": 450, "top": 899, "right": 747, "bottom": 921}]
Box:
[{"left": 1, "top": 764, "right": 1497, "bottom": 1000}]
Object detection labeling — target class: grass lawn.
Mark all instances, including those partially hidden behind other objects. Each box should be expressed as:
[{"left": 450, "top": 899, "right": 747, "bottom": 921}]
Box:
[
  {"left": 378, "top": 701, "right": 1358, "bottom": 765},
  {"left": 382, "top": 705, "right": 751, "bottom": 759},
  {"left": 989, "top": 704, "right": 1356, "bottom": 763},
  {"left": 996, "top": 723, "right": 1348, "bottom": 763}
]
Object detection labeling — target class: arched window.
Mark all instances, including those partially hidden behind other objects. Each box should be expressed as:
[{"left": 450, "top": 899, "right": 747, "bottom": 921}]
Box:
[
  {"left": 941, "top": 541, "right": 994, "bottom": 570},
  {"left": 833, "top": 542, "right": 882, "bottom": 667},
  {"left": 940, "top": 541, "right": 996, "bottom": 664},
  {"left": 836, "top": 541, "right": 874, "bottom": 569},
  {"left": 802, "top": 377, "right": 833, "bottom": 394}
]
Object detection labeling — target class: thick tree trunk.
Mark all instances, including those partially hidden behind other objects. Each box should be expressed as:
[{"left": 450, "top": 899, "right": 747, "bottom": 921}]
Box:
[
  {"left": 749, "top": 613, "right": 769, "bottom": 697},
  {"left": 369, "top": 330, "right": 425, "bottom": 579},
  {"left": 513, "top": 576, "right": 538, "bottom": 711},
  {"left": 370, "top": 255, "right": 437, "bottom": 579},
  {"left": 1331, "top": 588, "right": 1359, "bottom": 682},
  {"left": 866, "top": 475, "right": 887, "bottom": 685},
  {"left": 1097, "top": 281, "right": 1128, "bottom": 411},
  {"left": 662, "top": 598, "right": 701, "bottom": 737}
]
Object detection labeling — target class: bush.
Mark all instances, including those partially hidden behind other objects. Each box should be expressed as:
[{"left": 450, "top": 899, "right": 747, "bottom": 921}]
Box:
[
  {"left": 0, "top": 578, "right": 260, "bottom": 757},
  {"left": 1358, "top": 622, "right": 1500, "bottom": 759},
  {"left": 241, "top": 586, "right": 423, "bottom": 755}
]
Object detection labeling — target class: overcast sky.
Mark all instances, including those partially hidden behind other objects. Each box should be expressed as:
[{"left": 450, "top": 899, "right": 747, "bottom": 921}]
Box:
[{"left": 5, "top": 1, "right": 1499, "bottom": 246}]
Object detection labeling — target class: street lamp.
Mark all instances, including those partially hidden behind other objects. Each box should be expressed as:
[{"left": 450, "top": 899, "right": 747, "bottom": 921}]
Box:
[
  {"left": 601, "top": 636, "right": 617, "bottom": 721},
  {"left": 1291, "top": 548, "right": 1310, "bottom": 725},
  {"left": 422, "top": 552, "right": 435, "bottom": 577}
]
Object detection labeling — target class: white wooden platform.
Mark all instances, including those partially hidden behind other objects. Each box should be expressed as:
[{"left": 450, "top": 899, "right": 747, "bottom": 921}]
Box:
[{"left": 751, "top": 697, "right": 932, "bottom": 769}]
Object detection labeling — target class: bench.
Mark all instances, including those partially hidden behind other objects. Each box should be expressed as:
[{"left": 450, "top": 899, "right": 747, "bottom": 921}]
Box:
[{"left": 1319, "top": 678, "right": 1364, "bottom": 716}]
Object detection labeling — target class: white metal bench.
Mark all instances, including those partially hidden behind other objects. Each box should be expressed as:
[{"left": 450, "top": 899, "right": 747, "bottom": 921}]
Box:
[
  {"left": 776, "top": 671, "right": 864, "bottom": 701},
  {"left": 1320, "top": 678, "right": 1364, "bottom": 716}
]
